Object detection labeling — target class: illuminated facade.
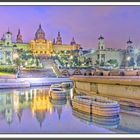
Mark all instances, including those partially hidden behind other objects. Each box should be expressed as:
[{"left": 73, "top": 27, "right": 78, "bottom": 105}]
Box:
[
  {"left": 0, "top": 30, "right": 14, "bottom": 65},
  {"left": 30, "top": 24, "right": 54, "bottom": 57},
  {"left": 30, "top": 24, "right": 81, "bottom": 57},
  {"left": 53, "top": 32, "right": 80, "bottom": 54},
  {"left": 0, "top": 29, "right": 29, "bottom": 65},
  {"left": 85, "top": 35, "right": 136, "bottom": 68},
  {"left": 0, "top": 25, "right": 81, "bottom": 66}
]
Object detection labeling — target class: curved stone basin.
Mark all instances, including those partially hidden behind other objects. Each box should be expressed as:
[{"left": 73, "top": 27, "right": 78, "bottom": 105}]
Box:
[
  {"left": 49, "top": 87, "right": 66, "bottom": 100},
  {"left": 50, "top": 84, "right": 62, "bottom": 89},
  {"left": 72, "top": 96, "right": 120, "bottom": 117}
]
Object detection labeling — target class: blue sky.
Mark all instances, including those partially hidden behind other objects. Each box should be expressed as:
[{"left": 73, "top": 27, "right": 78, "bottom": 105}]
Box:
[{"left": 0, "top": 6, "right": 140, "bottom": 50}]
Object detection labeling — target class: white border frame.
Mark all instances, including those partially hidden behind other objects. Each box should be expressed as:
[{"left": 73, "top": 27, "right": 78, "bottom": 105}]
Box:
[
  {"left": 0, "top": 2, "right": 139, "bottom": 5},
  {"left": 0, "top": 2, "right": 139, "bottom": 138}
]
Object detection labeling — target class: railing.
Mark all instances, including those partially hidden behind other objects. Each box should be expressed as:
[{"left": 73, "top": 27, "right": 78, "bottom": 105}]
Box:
[
  {"left": 51, "top": 63, "right": 62, "bottom": 77},
  {"left": 50, "top": 60, "right": 62, "bottom": 77}
]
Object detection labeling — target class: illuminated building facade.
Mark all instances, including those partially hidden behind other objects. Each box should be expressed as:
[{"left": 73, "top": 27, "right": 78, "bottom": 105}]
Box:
[
  {"left": 0, "top": 29, "right": 29, "bottom": 65},
  {"left": 85, "top": 35, "right": 136, "bottom": 68},
  {"left": 0, "top": 30, "right": 14, "bottom": 65},
  {"left": 30, "top": 24, "right": 54, "bottom": 57},
  {"left": 30, "top": 24, "right": 81, "bottom": 57}
]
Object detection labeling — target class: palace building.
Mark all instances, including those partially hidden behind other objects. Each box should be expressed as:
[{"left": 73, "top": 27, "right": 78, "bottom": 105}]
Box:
[
  {"left": 0, "top": 24, "right": 81, "bottom": 65},
  {"left": 84, "top": 35, "right": 137, "bottom": 68},
  {"left": 53, "top": 32, "right": 80, "bottom": 53},
  {"left": 30, "top": 24, "right": 81, "bottom": 57},
  {"left": 30, "top": 24, "right": 54, "bottom": 57},
  {"left": 0, "top": 29, "right": 29, "bottom": 65},
  {"left": 0, "top": 30, "right": 15, "bottom": 65}
]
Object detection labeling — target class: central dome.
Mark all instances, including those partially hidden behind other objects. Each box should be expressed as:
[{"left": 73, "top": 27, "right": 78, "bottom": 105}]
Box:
[{"left": 35, "top": 24, "right": 46, "bottom": 40}]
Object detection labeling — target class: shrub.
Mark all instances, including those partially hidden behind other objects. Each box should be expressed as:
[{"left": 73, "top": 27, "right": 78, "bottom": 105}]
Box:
[{"left": 0, "top": 65, "right": 16, "bottom": 74}]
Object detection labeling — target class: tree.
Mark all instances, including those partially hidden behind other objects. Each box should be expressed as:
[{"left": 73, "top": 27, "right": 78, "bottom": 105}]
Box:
[
  {"left": 106, "top": 59, "right": 118, "bottom": 67},
  {"left": 128, "top": 57, "right": 135, "bottom": 67},
  {"left": 36, "top": 58, "right": 39, "bottom": 67},
  {"left": 20, "top": 50, "right": 33, "bottom": 61}
]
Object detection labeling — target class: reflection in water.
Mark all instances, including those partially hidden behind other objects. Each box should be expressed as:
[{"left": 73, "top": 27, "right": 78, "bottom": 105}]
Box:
[
  {"left": 0, "top": 88, "right": 68, "bottom": 127},
  {"left": 31, "top": 94, "right": 53, "bottom": 115},
  {"left": 31, "top": 91, "right": 53, "bottom": 127},
  {"left": 50, "top": 99, "right": 67, "bottom": 120},
  {"left": 17, "top": 108, "right": 23, "bottom": 123},
  {"left": 69, "top": 88, "right": 74, "bottom": 99},
  {"left": 0, "top": 87, "right": 139, "bottom": 133},
  {"left": 72, "top": 109, "right": 120, "bottom": 129}
]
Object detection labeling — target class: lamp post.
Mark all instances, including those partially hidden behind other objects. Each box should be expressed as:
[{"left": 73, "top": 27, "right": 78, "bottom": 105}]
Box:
[
  {"left": 134, "top": 48, "right": 138, "bottom": 69},
  {"left": 126, "top": 56, "right": 131, "bottom": 69},
  {"left": 13, "top": 52, "right": 20, "bottom": 78}
]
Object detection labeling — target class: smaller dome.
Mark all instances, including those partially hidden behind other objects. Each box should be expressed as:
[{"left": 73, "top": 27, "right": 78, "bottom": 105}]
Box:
[
  {"left": 6, "top": 28, "right": 12, "bottom": 35},
  {"left": 35, "top": 24, "right": 46, "bottom": 40},
  {"left": 36, "top": 24, "right": 45, "bottom": 34},
  {"left": 98, "top": 35, "right": 104, "bottom": 40},
  {"left": 70, "top": 37, "right": 76, "bottom": 45},
  {"left": 127, "top": 37, "right": 133, "bottom": 44},
  {"left": 127, "top": 40, "right": 133, "bottom": 44}
]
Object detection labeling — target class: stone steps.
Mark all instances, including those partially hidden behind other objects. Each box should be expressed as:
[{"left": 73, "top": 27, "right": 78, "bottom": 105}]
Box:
[{"left": 19, "top": 69, "right": 56, "bottom": 78}]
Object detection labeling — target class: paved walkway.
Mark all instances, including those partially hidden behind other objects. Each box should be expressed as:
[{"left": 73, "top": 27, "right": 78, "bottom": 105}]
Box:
[
  {"left": 0, "top": 77, "right": 72, "bottom": 88},
  {"left": 20, "top": 69, "right": 56, "bottom": 78},
  {"left": 18, "top": 77, "right": 72, "bottom": 86}
]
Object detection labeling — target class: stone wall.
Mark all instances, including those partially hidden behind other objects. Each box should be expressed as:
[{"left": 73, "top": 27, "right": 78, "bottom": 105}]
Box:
[{"left": 71, "top": 76, "right": 140, "bottom": 107}]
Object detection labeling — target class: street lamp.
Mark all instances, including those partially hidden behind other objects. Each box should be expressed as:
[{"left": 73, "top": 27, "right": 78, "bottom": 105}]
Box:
[
  {"left": 126, "top": 56, "right": 131, "bottom": 69},
  {"left": 13, "top": 52, "right": 20, "bottom": 78},
  {"left": 126, "top": 56, "right": 131, "bottom": 61},
  {"left": 13, "top": 53, "right": 19, "bottom": 60},
  {"left": 134, "top": 48, "right": 138, "bottom": 69}
]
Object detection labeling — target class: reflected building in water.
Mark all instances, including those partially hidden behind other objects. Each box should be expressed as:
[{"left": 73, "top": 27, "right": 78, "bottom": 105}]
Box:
[
  {"left": 0, "top": 87, "right": 70, "bottom": 126},
  {"left": 0, "top": 93, "right": 13, "bottom": 125},
  {"left": 0, "top": 88, "right": 48, "bottom": 126},
  {"left": 50, "top": 99, "right": 67, "bottom": 120},
  {"left": 72, "top": 109, "right": 120, "bottom": 129}
]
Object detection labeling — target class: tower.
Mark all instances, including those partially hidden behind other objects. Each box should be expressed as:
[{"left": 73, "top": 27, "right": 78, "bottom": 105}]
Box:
[
  {"left": 4, "top": 29, "right": 12, "bottom": 46},
  {"left": 56, "top": 32, "right": 62, "bottom": 45},
  {"left": 126, "top": 38, "right": 135, "bottom": 67},
  {"left": 70, "top": 37, "right": 76, "bottom": 45},
  {"left": 126, "top": 37, "right": 134, "bottom": 56},
  {"left": 98, "top": 35, "right": 105, "bottom": 50},
  {"left": 16, "top": 29, "right": 23, "bottom": 43},
  {"left": 35, "top": 24, "right": 46, "bottom": 40},
  {"left": 97, "top": 35, "right": 106, "bottom": 65}
]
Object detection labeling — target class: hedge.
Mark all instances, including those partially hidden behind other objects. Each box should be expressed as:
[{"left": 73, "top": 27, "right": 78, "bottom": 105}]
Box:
[{"left": 0, "top": 66, "right": 16, "bottom": 73}]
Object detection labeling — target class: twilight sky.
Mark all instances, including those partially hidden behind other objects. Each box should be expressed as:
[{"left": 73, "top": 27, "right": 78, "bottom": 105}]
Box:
[{"left": 0, "top": 6, "right": 140, "bottom": 50}]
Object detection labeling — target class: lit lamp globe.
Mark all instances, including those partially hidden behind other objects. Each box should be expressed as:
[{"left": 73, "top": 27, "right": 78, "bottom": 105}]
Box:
[
  {"left": 127, "top": 56, "right": 131, "bottom": 61},
  {"left": 13, "top": 53, "right": 19, "bottom": 68},
  {"left": 126, "top": 56, "right": 131, "bottom": 69},
  {"left": 13, "top": 53, "right": 19, "bottom": 60}
]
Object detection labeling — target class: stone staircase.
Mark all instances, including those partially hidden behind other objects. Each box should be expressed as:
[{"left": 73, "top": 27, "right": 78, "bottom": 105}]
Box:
[
  {"left": 42, "top": 58, "right": 62, "bottom": 77},
  {"left": 19, "top": 58, "right": 62, "bottom": 78},
  {"left": 19, "top": 69, "right": 56, "bottom": 78}
]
